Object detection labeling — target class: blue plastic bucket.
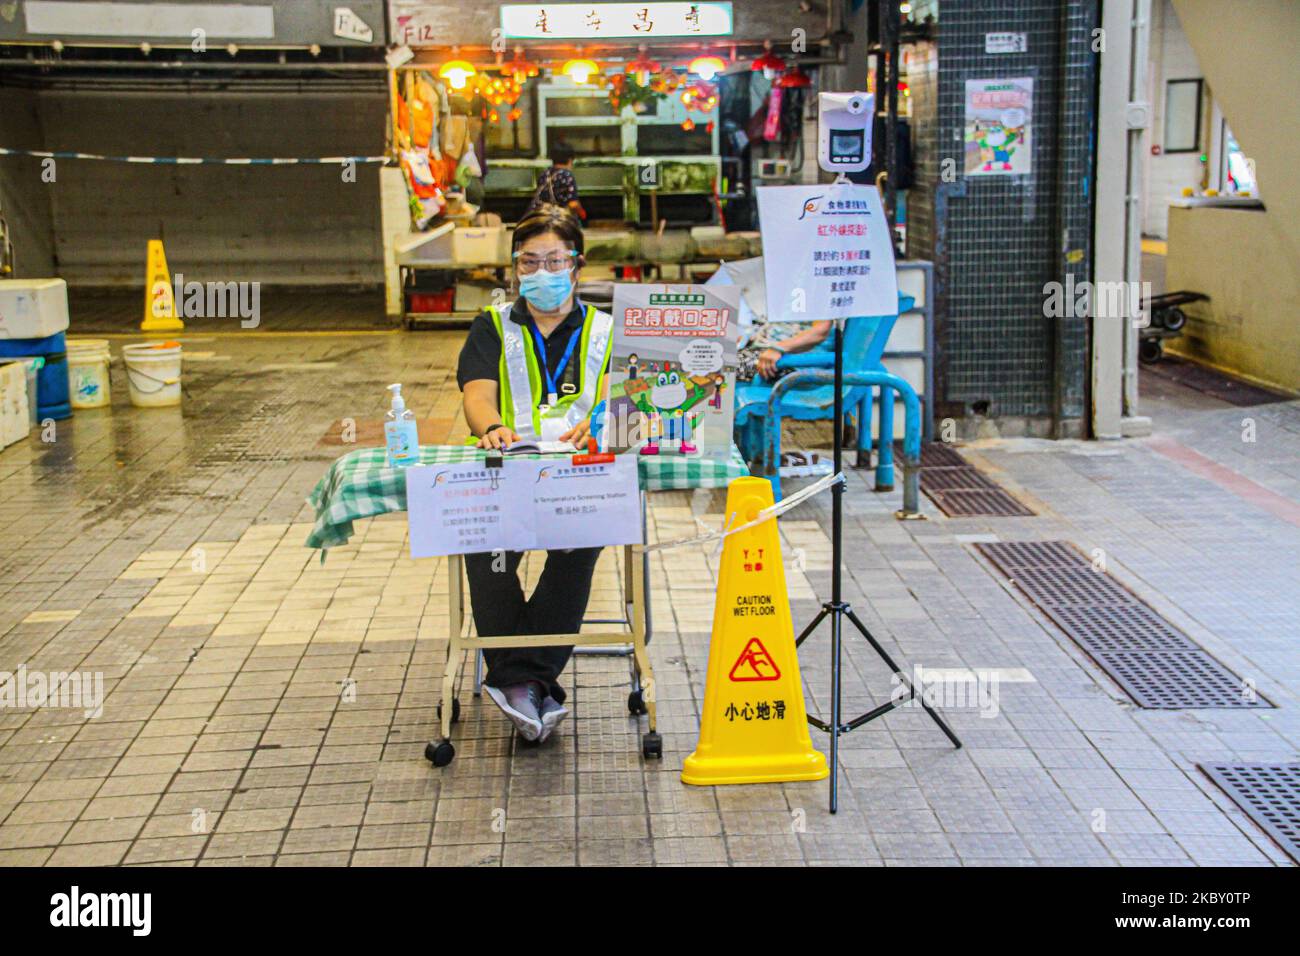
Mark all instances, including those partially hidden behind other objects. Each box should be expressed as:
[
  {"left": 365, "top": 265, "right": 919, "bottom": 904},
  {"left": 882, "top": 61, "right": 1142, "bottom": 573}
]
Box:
[{"left": 0, "top": 331, "right": 72, "bottom": 420}]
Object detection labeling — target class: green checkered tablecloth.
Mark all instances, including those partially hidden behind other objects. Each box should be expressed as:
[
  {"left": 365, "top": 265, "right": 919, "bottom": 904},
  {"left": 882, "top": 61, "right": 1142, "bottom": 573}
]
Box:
[{"left": 306, "top": 444, "right": 750, "bottom": 551}]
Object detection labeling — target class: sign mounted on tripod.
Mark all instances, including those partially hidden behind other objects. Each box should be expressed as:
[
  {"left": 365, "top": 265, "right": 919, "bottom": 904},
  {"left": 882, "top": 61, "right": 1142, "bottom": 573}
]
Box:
[{"left": 749, "top": 91, "right": 961, "bottom": 814}]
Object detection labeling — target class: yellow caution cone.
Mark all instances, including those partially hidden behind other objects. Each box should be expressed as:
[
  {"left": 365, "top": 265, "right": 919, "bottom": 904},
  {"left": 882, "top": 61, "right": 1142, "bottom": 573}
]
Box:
[
  {"left": 682, "top": 476, "right": 829, "bottom": 786},
  {"left": 140, "top": 239, "right": 184, "bottom": 332}
]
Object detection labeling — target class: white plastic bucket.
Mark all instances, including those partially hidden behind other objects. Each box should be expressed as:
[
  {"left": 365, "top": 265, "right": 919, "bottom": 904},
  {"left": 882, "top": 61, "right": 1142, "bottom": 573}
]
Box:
[
  {"left": 123, "top": 341, "right": 183, "bottom": 407},
  {"left": 67, "top": 338, "right": 112, "bottom": 408}
]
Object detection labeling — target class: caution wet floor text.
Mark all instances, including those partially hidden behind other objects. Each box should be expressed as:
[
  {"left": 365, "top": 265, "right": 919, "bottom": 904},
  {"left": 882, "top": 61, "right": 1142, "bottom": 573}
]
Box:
[{"left": 682, "top": 476, "right": 829, "bottom": 786}]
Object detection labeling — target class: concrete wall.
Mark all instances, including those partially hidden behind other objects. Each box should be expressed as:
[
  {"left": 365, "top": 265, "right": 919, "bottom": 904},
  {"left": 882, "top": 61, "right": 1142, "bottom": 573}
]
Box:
[
  {"left": 1162, "top": 0, "right": 1300, "bottom": 392},
  {"left": 33, "top": 87, "right": 387, "bottom": 287},
  {"left": 0, "top": 86, "right": 57, "bottom": 277},
  {"left": 1143, "top": 0, "right": 1206, "bottom": 239},
  {"left": 1172, "top": 0, "right": 1300, "bottom": 259},
  {"left": 1166, "top": 206, "right": 1299, "bottom": 393}
]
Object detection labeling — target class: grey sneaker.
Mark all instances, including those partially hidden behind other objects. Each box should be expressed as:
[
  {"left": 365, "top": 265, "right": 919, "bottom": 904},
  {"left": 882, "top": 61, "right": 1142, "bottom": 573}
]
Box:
[
  {"left": 538, "top": 696, "right": 569, "bottom": 742},
  {"left": 484, "top": 682, "right": 544, "bottom": 742}
]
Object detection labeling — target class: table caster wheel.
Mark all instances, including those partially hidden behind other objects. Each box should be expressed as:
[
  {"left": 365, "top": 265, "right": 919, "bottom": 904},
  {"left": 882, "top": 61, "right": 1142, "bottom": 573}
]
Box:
[
  {"left": 425, "top": 740, "right": 455, "bottom": 767},
  {"left": 438, "top": 699, "right": 461, "bottom": 724},
  {"left": 1161, "top": 307, "right": 1186, "bottom": 331},
  {"left": 627, "top": 690, "right": 647, "bottom": 716},
  {"left": 1139, "top": 338, "right": 1163, "bottom": 364},
  {"left": 642, "top": 732, "right": 663, "bottom": 759}
]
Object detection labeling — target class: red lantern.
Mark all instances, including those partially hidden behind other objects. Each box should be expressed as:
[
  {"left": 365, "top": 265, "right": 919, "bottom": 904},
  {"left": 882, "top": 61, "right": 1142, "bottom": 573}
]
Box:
[
  {"left": 625, "top": 45, "right": 661, "bottom": 86},
  {"left": 751, "top": 41, "right": 785, "bottom": 79},
  {"left": 778, "top": 64, "right": 811, "bottom": 88},
  {"left": 503, "top": 47, "right": 538, "bottom": 85}
]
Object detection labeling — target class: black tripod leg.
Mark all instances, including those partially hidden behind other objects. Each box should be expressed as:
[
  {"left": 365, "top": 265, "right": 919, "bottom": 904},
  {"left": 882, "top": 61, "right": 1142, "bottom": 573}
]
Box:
[
  {"left": 845, "top": 608, "right": 963, "bottom": 750},
  {"left": 829, "top": 607, "right": 842, "bottom": 813},
  {"left": 795, "top": 605, "right": 829, "bottom": 648}
]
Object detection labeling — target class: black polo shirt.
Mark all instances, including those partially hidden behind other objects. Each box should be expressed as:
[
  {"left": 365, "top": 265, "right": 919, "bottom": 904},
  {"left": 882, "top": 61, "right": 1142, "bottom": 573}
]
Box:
[{"left": 457, "top": 296, "right": 605, "bottom": 395}]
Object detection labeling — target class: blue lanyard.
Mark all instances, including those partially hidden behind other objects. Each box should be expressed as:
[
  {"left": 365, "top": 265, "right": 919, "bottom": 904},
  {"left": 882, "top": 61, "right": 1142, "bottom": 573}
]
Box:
[{"left": 530, "top": 321, "right": 583, "bottom": 406}]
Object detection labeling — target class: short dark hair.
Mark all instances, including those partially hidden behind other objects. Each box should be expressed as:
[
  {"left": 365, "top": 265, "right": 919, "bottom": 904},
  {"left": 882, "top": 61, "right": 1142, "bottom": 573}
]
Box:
[
  {"left": 512, "top": 203, "right": 585, "bottom": 259},
  {"left": 549, "top": 141, "right": 576, "bottom": 166}
]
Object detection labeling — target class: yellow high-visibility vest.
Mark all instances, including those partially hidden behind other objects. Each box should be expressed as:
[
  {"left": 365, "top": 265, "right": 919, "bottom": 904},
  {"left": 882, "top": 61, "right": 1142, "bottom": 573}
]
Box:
[{"left": 488, "top": 302, "right": 614, "bottom": 442}]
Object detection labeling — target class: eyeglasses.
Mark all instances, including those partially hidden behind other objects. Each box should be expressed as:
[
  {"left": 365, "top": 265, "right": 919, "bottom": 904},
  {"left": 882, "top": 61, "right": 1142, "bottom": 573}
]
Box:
[{"left": 513, "top": 250, "right": 577, "bottom": 275}]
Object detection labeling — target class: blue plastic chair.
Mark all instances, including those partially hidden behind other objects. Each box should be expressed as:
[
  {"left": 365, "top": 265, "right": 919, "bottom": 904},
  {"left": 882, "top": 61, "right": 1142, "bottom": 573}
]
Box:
[{"left": 734, "top": 293, "right": 914, "bottom": 498}]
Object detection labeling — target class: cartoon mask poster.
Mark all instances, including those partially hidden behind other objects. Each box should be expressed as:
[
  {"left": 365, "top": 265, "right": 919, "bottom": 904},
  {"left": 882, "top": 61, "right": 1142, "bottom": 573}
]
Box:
[
  {"left": 964, "top": 78, "right": 1033, "bottom": 177},
  {"left": 603, "top": 283, "right": 739, "bottom": 460}
]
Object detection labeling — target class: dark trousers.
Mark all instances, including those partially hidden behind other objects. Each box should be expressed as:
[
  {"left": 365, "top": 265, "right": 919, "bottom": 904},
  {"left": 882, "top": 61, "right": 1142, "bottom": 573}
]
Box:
[{"left": 463, "top": 547, "right": 602, "bottom": 703}]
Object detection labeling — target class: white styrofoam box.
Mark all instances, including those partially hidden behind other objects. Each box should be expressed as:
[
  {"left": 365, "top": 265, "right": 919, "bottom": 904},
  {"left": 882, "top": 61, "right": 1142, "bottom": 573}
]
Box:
[
  {"left": 887, "top": 310, "right": 926, "bottom": 352},
  {"left": 454, "top": 281, "right": 498, "bottom": 313},
  {"left": 0, "top": 360, "right": 31, "bottom": 448},
  {"left": 451, "top": 226, "right": 509, "bottom": 265},
  {"left": 897, "top": 265, "right": 927, "bottom": 307},
  {"left": 0, "top": 279, "right": 70, "bottom": 340}
]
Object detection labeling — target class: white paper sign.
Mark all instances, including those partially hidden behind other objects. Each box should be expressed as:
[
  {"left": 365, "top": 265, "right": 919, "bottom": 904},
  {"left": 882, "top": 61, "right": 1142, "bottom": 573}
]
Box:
[
  {"left": 756, "top": 184, "right": 899, "bottom": 323},
  {"left": 406, "top": 460, "right": 515, "bottom": 556},
  {"left": 985, "top": 32, "right": 1028, "bottom": 54},
  {"left": 406, "top": 456, "right": 641, "bottom": 557},
  {"left": 531, "top": 456, "right": 642, "bottom": 550},
  {"left": 333, "top": 7, "right": 374, "bottom": 42}
]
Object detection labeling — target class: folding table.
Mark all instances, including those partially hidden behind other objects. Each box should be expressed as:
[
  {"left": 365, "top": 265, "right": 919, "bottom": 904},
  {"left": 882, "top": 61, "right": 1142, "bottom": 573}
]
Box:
[{"left": 307, "top": 444, "right": 748, "bottom": 767}]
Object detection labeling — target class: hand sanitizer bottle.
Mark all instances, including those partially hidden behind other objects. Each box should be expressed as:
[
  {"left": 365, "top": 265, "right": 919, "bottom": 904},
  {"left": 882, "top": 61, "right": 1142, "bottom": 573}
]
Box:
[{"left": 384, "top": 383, "right": 419, "bottom": 468}]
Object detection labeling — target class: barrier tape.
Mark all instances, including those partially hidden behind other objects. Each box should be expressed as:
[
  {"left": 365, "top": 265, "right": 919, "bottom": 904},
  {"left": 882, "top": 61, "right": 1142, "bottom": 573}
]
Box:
[
  {"left": 635, "top": 471, "right": 843, "bottom": 554},
  {"left": 0, "top": 147, "right": 389, "bottom": 165}
]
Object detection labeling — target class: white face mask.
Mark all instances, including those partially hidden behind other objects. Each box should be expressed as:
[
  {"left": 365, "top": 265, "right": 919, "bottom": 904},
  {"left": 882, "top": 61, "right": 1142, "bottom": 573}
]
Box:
[{"left": 519, "top": 268, "right": 574, "bottom": 312}]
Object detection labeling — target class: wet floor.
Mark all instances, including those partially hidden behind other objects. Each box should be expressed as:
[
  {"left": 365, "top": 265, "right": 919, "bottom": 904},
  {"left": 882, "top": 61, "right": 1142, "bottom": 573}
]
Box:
[{"left": 0, "top": 328, "right": 1297, "bottom": 866}]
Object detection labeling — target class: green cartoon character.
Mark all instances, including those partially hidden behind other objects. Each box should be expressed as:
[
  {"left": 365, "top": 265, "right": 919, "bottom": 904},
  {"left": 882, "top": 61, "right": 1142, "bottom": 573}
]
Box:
[
  {"left": 976, "top": 107, "right": 1026, "bottom": 172},
  {"left": 632, "top": 364, "right": 708, "bottom": 456}
]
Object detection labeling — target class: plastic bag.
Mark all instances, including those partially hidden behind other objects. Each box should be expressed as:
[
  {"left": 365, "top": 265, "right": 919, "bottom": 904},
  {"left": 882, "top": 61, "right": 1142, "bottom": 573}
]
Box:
[{"left": 456, "top": 143, "right": 483, "bottom": 182}]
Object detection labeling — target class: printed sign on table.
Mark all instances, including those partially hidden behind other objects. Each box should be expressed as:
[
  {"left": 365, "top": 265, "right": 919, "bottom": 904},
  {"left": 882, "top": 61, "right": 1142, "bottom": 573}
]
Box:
[
  {"left": 755, "top": 184, "right": 899, "bottom": 324},
  {"left": 604, "top": 283, "right": 739, "bottom": 461},
  {"left": 406, "top": 456, "right": 641, "bottom": 557},
  {"left": 964, "top": 77, "right": 1033, "bottom": 176}
]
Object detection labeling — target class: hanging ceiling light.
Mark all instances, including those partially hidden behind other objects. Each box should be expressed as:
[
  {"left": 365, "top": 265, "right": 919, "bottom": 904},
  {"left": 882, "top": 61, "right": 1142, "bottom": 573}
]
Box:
[
  {"left": 562, "top": 48, "right": 600, "bottom": 84},
  {"left": 751, "top": 41, "right": 785, "bottom": 80},
  {"left": 438, "top": 47, "right": 476, "bottom": 90},
  {"left": 688, "top": 54, "right": 727, "bottom": 81}
]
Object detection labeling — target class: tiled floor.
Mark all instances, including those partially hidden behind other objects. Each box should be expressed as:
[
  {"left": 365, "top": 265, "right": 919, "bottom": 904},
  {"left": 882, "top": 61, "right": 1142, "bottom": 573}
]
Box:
[{"left": 0, "top": 331, "right": 1296, "bottom": 867}]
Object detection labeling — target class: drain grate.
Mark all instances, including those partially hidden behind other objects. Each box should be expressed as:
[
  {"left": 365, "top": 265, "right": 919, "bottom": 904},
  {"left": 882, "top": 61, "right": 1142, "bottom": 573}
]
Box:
[
  {"left": 914, "top": 445, "right": 1034, "bottom": 517},
  {"left": 1200, "top": 764, "right": 1300, "bottom": 862},
  {"left": 978, "top": 540, "right": 1082, "bottom": 570},
  {"left": 919, "top": 442, "right": 969, "bottom": 467},
  {"left": 918, "top": 466, "right": 1002, "bottom": 491},
  {"left": 975, "top": 540, "right": 1272, "bottom": 710},
  {"left": 1039, "top": 605, "right": 1200, "bottom": 653},
  {"left": 1092, "top": 650, "right": 1267, "bottom": 709},
  {"left": 1003, "top": 567, "right": 1140, "bottom": 607},
  {"left": 927, "top": 488, "right": 1035, "bottom": 517}
]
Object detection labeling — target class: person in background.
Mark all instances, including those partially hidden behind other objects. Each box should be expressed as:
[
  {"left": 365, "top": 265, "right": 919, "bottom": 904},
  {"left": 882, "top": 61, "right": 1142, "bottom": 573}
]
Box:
[
  {"left": 527, "top": 141, "right": 586, "bottom": 221},
  {"left": 736, "top": 319, "right": 833, "bottom": 382},
  {"left": 456, "top": 204, "right": 611, "bottom": 743}
]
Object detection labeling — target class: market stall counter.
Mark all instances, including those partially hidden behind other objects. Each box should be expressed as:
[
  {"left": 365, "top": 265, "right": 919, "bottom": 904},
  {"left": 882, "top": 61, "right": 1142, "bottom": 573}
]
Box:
[{"left": 307, "top": 443, "right": 748, "bottom": 766}]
